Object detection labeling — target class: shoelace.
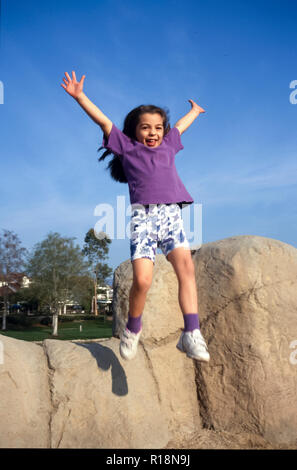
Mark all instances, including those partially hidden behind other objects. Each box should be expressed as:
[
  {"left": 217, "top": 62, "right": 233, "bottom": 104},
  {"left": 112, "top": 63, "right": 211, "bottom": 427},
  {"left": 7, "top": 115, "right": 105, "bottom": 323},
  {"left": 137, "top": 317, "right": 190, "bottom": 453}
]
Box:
[
  {"left": 190, "top": 331, "right": 208, "bottom": 349},
  {"left": 122, "top": 329, "right": 137, "bottom": 349}
]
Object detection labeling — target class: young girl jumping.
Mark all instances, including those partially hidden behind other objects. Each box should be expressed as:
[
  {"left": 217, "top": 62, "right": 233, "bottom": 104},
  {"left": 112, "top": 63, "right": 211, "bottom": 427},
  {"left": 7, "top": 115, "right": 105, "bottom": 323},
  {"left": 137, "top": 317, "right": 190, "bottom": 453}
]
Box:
[{"left": 61, "top": 71, "right": 210, "bottom": 363}]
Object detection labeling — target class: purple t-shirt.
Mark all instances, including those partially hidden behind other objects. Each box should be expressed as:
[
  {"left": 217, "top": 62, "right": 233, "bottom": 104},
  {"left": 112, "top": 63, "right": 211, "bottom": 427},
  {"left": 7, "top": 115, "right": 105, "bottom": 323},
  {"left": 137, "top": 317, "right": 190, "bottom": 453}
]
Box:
[{"left": 102, "top": 123, "right": 194, "bottom": 208}]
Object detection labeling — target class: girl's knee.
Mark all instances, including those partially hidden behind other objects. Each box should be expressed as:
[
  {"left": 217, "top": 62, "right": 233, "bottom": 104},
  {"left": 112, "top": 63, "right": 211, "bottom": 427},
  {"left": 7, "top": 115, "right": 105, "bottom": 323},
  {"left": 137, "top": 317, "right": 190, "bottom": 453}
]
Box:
[
  {"left": 133, "top": 275, "right": 152, "bottom": 292},
  {"left": 178, "top": 257, "right": 196, "bottom": 279}
]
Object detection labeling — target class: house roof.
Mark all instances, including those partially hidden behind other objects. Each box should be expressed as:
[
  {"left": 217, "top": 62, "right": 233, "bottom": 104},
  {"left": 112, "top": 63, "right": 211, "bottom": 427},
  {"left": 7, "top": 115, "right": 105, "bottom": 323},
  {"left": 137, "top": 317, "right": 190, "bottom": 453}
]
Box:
[{"left": 0, "top": 272, "right": 29, "bottom": 296}]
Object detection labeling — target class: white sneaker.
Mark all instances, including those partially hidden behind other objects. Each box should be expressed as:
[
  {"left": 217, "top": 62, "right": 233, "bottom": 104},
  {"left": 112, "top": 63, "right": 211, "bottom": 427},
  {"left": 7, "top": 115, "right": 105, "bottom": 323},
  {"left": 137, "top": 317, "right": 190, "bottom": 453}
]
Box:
[
  {"left": 119, "top": 327, "right": 142, "bottom": 360},
  {"left": 176, "top": 328, "right": 210, "bottom": 362}
]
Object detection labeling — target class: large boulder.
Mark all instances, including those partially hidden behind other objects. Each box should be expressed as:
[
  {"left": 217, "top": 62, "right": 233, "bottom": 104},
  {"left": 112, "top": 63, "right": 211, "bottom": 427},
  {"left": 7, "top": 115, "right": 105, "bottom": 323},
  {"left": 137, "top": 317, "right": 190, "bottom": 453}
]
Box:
[
  {"left": 191, "top": 235, "right": 297, "bottom": 443},
  {"left": 0, "top": 334, "right": 199, "bottom": 448},
  {"left": 113, "top": 235, "right": 297, "bottom": 445},
  {"left": 0, "top": 336, "right": 50, "bottom": 447},
  {"left": 43, "top": 337, "right": 199, "bottom": 448},
  {"left": 0, "top": 235, "right": 296, "bottom": 448}
]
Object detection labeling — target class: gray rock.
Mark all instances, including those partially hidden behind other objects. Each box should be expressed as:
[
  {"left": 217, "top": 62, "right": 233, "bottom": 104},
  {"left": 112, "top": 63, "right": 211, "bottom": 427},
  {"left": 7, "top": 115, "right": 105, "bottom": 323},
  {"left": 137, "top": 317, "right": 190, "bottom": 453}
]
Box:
[
  {"left": 0, "top": 335, "right": 51, "bottom": 447},
  {"left": 192, "top": 235, "right": 297, "bottom": 444},
  {"left": 0, "top": 235, "right": 296, "bottom": 448},
  {"left": 42, "top": 337, "right": 199, "bottom": 449}
]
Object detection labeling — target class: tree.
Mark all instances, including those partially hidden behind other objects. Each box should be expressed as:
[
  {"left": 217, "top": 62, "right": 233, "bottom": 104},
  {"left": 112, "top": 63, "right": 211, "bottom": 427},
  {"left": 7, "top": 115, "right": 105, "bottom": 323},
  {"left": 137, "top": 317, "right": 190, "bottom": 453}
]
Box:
[
  {"left": 0, "top": 230, "right": 28, "bottom": 330},
  {"left": 82, "top": 229, "right": 113, "bottom": 315},
  {"left": 70, "top": 274, "right": 94, "bottom": 312},
  {"left": 26, "top": 232, "right": 90, "bottom": 336}
]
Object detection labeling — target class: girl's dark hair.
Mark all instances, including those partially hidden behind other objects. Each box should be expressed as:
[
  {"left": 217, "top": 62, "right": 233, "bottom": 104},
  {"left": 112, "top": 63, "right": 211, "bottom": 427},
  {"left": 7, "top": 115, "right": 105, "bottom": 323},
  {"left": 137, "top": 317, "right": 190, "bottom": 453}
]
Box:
[{"left": 97, "top": 104, "right": 170, "bottom": 183}]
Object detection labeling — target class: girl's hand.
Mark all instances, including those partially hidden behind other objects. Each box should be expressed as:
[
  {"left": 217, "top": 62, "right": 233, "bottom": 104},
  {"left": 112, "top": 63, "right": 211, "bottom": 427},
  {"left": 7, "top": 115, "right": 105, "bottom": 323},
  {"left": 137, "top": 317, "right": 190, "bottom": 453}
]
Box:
[
  {"left": 61, "top": 71, "right": 85, "bottom": 99},
  {"left": 188, "top": 99, "right": 205, "bottom": 114}
]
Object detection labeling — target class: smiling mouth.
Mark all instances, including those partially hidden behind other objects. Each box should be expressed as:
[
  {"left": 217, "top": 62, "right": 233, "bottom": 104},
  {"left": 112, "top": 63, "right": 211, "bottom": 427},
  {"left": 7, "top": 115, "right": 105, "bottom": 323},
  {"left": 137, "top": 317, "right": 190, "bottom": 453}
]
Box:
[{"left": 146, "top": 139, "right": 157, "bottom": 146}]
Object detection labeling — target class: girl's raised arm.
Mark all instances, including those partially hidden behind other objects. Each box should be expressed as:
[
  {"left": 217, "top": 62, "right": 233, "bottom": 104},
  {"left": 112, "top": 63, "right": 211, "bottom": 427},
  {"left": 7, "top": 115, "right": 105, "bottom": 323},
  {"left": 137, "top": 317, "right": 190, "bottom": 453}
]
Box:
[
  {"left": 61, "top": 71, "right": 113, "bottom": 138},
  {"left": 174, "top": 99, "right": 205, "bottom": 135}
]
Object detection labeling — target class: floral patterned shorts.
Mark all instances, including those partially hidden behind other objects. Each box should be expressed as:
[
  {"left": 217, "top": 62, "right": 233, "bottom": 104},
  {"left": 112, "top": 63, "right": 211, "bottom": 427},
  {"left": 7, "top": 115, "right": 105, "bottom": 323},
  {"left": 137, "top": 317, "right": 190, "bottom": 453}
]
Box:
[{"left": 130, "top": 203, "right": 190, "bottom": 265}]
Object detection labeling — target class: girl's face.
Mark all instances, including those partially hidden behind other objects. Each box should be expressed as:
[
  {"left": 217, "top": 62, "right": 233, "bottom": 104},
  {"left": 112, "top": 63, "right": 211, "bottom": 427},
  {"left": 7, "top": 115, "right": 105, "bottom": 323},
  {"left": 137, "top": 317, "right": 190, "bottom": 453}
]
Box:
[{"left": 135, "top": 113, "right": 165, "bottom": 148}]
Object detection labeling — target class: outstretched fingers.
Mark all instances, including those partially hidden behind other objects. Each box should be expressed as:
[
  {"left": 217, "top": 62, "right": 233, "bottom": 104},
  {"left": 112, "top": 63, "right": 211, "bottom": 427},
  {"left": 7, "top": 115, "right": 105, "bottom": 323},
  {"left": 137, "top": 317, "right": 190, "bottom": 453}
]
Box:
[
  {"left": 60, "top": 70, "right": 85, "bottom": 96},
  {"left": 61, "top": 75, "right": 69, "bottom": 90},
  {"left": 65, "top": 71, "right": 71, "bottom": 82},
  {"left": 63, "top": 70, "right": 84, "bottom": 85}
]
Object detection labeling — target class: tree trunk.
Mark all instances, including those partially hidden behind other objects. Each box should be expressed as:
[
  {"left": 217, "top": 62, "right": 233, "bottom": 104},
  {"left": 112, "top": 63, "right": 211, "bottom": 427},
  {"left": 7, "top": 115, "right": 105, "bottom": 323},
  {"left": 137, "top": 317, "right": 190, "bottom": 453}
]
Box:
[
  {"left": 52, "top": 313, "right": 58, "bottom": 336},
  {"left": 52, "top": 267, "right": 59, "bottom": 336},
  {"left": 1, "top": 312, "right": 6, "bottom": 330},
  {"left": 94, "top": 272, "right": 98, "bottom": 316},
  {"left": 1, "top": 293, "right": 8, "bottom": 331}
]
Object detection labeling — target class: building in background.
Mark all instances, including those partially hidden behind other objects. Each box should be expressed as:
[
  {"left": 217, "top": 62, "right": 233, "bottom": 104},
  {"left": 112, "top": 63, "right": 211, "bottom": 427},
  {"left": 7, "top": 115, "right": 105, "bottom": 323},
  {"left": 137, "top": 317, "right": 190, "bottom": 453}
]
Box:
[{"left": 97, "top": 284, "right": 113, "bottom": 316}]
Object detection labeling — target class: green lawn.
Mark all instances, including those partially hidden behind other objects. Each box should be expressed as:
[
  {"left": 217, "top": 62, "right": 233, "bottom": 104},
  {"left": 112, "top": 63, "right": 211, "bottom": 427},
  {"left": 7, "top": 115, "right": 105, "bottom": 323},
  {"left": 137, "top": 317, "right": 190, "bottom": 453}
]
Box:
[{"left": 0, "top": 319, "right": 113, "bottom": 342}]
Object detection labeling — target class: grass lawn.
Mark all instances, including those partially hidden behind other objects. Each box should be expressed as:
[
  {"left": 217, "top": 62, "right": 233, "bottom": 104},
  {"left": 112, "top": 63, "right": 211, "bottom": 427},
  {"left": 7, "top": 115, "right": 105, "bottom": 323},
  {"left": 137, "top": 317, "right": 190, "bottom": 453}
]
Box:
[{"left": 0, "top": 318, "right": 113, "bottom": 342}]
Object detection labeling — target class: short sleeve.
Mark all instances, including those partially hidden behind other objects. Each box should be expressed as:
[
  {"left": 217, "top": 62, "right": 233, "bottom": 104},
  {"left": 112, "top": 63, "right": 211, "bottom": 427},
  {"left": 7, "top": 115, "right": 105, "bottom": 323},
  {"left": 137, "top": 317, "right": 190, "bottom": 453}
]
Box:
[
  {"left": 102, "top": 123, "right": 132, "bottom": 156},
  {"left": 163, "top": 127, "right": 184, "bottom": 154}
]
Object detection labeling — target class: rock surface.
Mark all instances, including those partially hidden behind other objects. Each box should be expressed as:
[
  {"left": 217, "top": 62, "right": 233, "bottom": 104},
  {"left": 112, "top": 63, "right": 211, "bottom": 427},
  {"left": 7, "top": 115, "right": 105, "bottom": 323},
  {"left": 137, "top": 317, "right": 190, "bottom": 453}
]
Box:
[
  {"left": 112, "top": 235, "right": 297, "bottom": 446},
  {"left": 0, "top": 336, "right": 50, "bottom": 448},
  {"left": 0, "top": 235, "right": 297, "bottom": 449},
  {"left": 0, "top": 333, "right": 199, "bottom": 448},
  {"left": 191, "top": 235, "right": 297, "bottom": 444}
]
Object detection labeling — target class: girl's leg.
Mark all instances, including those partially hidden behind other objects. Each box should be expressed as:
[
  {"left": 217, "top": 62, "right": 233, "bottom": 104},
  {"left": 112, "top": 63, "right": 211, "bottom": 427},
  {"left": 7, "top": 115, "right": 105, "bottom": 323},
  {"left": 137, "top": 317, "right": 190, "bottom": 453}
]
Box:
[
  {"left": 129, "top": 257, "right": 154, "bottom": 316},
  {"left": 126, "top": 258, "right": 154, "bottom": 333},
  {"left": 127, "top": 204, "right": 156, "bottom": 333},
  {"left": 167, "top": 247, "right": 198, "bottom": 314},
  {"left": 167, "top": 246, "right": 210, "bottom": 362}
]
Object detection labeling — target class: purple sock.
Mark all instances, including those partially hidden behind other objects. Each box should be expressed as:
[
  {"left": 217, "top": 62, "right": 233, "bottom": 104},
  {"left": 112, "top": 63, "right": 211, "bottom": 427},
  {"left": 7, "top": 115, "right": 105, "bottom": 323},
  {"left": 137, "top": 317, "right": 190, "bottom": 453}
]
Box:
[
  {"left": 183, "top": 313, "right": 200, "bottom": 332},
  {"left": 126, "top": 312, "right": 142, "bottom": 334}
]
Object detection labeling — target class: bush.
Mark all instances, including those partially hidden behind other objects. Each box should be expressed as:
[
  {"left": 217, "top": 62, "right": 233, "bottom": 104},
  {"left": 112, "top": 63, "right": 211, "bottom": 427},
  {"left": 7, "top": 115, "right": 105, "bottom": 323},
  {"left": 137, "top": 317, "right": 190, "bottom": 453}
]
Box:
[
  {"left": 58, "top": 314, "right": 107, "bottom": 323},
  {"left": 39, "top": 316, "right": 51, "bottom": 326},
  {"left": 39, "top": 314, "right": 106, "bottom": 325},
  {"left": 6, "top": 314, "right": 34, "bottom": 327}
]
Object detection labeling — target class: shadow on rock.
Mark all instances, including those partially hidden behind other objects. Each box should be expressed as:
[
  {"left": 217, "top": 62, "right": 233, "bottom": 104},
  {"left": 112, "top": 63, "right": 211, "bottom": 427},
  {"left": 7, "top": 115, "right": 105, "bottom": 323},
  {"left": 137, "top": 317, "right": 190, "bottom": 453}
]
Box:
[{"left": 75, "top": 342, "right": 128, "bottom": 397}]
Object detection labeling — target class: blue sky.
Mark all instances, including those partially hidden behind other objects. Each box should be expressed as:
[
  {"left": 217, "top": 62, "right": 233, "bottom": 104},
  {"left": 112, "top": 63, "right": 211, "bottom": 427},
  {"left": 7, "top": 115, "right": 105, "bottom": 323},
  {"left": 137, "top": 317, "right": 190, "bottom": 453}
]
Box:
[{"left": 1, "top": 0, "right": 297, "bottom": 275}]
